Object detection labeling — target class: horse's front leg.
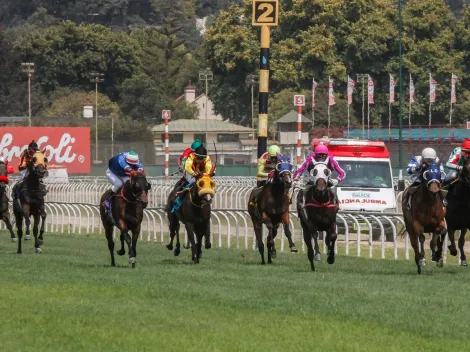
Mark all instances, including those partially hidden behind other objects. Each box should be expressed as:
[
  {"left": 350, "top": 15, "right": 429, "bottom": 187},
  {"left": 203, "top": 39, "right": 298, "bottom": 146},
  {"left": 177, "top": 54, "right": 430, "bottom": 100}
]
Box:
[
  {"left": 186, "top": 223, "right": 198, "bottom": 264},
  {"left": 15, "top": 212, "right": 23, "bottom": 254},
  {"left": 38, "top": 207, "right": 46, "bottom": 242},
  {"left": 312, "top": 231, "right": 321, "bottom": 261},
  {"left": 166, "top": 213, "right": 177, "bottom": 252},
  {"left": 3, "top": 213, "right": 16, "bottom": 242},
  {"left": 252, "top": 220, "right": 265, "bottom": 265},
  {"left": 282, "top": 211, "right": 297, "bottom": 253},
  {"left": 263, "top": 214, "right": 274, "bottom": 264},
  {"left": 116, "top": 230, "right": 126, "bottom": 256},
  {"left": 301, "top": 223, "right": 315, "bottom": 271},
  {"left": 411, "top": 220, "right": 424, "bottom": 274},
  {"left": 32, "top": 214, "right": 42, "bottom": 253},
  {"left": 433, "top": 223, "right": 447, "bottom": 268},
  {"left": 326, "top": 224, "right": 338, "bottom": 265},
  {"left": 459, "top": 229, "right": 467, "bottom": 266},
  {"left": 129, "top": 227, "right": 139, "bottom": 268},
  {"left": 23, "top": 204, "right": 31, "bottom": 241}
]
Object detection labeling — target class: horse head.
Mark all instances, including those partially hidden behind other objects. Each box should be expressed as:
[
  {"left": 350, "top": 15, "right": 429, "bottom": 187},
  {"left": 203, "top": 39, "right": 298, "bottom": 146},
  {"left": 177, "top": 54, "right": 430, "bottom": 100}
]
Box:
[
  {"left": 129, "top": 170, "right": 151, "bottom": 208},
  {"left": 196, "top": 173, "right": 216, "bottom": 205},
  {"left": 460, "top": 157, "right": 470, "bottom": 184},
  {"left": 30, "top": 151, "right": 48, "bottom": 178},
  {"left": 0, "top": 163, "right": 7, "bottom": 189},
  {"left": 310, "top": 162, "right": 331, "bottom": 192},
  {"left": 422, "top": 160, "right": 444, "bottom": 194},
  {"left": 274, "top": 155, "right": 293, "bottom": 189}
]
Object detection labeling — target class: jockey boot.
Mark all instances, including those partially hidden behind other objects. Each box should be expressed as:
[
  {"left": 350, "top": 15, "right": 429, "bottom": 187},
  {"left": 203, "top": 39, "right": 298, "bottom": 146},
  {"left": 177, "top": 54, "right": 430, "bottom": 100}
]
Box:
[
  {"left": 103, "top": 191, "right": 115, "bottom": 213},
  {"left": 171, "top": 184, "right": 189, "bottom": 213}
]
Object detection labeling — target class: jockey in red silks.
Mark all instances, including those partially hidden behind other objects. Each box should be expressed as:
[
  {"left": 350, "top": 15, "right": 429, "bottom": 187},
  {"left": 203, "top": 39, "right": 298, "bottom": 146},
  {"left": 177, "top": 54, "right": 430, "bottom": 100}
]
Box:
[{"left": 293, "top": 144, "right": 346, "bottom": 203}]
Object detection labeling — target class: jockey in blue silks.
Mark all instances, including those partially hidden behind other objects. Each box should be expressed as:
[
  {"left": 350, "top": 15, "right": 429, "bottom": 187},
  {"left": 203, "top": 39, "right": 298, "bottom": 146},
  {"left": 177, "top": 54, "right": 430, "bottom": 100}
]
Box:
[{"left": 104, "top": 151, "right": 144, "bottom": 210}]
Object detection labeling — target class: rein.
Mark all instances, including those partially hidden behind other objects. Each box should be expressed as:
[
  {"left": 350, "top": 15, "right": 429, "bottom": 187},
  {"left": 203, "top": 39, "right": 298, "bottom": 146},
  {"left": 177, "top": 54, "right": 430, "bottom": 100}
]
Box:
[
  {"left": 188, "top": 188, "right": 209, "bottom": 208},
  {"left": 304, "top": 189, "right": 337, "bottom": 208}
]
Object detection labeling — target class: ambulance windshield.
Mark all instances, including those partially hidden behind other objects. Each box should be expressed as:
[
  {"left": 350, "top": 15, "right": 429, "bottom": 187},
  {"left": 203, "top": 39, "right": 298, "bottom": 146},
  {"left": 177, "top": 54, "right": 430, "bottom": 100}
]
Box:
[{"left": 332, "top": 160, "right": 392, "bottom": 188}]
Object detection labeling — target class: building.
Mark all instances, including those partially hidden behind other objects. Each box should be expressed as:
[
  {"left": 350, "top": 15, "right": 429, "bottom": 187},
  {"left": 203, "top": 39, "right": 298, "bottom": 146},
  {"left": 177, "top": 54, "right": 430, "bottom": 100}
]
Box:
[{"left": 152, "top": 82, "right": 258, "bottom": 167}]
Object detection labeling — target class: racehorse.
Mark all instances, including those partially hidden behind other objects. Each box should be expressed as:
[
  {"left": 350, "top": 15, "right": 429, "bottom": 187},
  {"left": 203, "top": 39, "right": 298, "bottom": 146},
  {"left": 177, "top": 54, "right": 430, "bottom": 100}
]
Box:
[
  {"left": 13, "top": 151, "right": 48, "bottom": 254},
  {"left": 297, "top": 162, "right": 339, "bottom": 271},
  {"left": 248, "top": 154, "right": 297, "bottom": 265},
  {"left": 401, "top": 161, "right": 447, "bottom": 274},
  {"left": 166, "top": 174, "right": 216, "bottom": 264},
  {"left": 0, "top": 163, "right": 16, "bottom": 242},
  {"left": 444, "top": 157, "right": 470, "bottom": 266},
  {"left": 99, "top": 170, "right": 151, "bottom": 268}
]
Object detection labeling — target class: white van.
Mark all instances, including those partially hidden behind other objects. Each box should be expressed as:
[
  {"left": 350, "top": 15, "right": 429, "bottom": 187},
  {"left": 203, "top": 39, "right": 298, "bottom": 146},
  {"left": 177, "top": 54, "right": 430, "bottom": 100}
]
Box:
[{"left": 311, "top": 138, "right": 397, "bottom": 240}]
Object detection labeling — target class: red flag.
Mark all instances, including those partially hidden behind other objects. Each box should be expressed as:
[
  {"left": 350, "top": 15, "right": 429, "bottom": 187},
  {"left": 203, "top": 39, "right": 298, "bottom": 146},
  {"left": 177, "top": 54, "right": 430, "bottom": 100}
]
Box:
[{"left": 328, "top": 77, "right": 335, "bottom": 106}]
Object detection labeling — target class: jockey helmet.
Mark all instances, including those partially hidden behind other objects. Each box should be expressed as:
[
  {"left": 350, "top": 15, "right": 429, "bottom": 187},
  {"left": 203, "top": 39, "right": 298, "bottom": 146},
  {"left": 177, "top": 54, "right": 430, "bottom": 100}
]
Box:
[
  {"left": 28, "top": 140, "right": 38, "bottom": 151},
  {"left": 314, "top": 144, "right": 329, "bottom": 161},
  {"left": 191, "top": 139, "right": 202, "bottom": 151},
  {"left": 421, "top": 148, "right": 437, "bottom": 163},
  {"left": 268, "top": 145, "right": 281, "bottom": 157},
  {"left": 461, "top": 139, "right": 470, "bottom": 152},
  {"left": 126, "top": 151, "right": 139, "bottom": 165},
  {"left": 194, "top": 146, "right": 207, "bottom": 161}
]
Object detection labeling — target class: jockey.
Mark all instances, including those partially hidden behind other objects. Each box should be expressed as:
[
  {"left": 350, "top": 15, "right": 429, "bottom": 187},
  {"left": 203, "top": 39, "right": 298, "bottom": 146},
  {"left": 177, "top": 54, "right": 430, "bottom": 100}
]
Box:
[
  {"left": 405, "top": 147, "right": 445, "bottom": 208},
  {"left": 171, "top": 145, "right": 213, "bottom": 213},
  {"left": 257, "top": 145, "right": 281, "bottom": 187},
  {"left": 293, "top": 144, "right": 345, "bottom": 203},
  {"left": 178, "top": 139, "right": 203, "bottom": 174},
  {"left": 444, "top": 139, "right": 470, "bottom": 185},
  {"left": 104, "top": 151, "right": 144, "bottom": 210},
  {"left": 18, "top": 140, "right": 41, "bottom": 179},
  {"left": 0, "top": 156, "right": 14, "bottom": 183}
]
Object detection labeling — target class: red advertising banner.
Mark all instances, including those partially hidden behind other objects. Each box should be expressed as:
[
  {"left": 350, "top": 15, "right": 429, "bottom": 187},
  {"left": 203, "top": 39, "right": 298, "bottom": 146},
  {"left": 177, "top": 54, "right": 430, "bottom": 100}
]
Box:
[{"left": 0, "top": 127, "right": 91, "bottom": 174}]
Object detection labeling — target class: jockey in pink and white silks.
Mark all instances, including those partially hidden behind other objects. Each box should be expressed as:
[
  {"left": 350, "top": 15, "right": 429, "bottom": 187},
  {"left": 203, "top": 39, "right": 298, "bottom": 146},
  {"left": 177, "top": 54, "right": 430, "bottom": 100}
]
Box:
[{"left": 293, "top": 144, "right": 346, "bottom": 203}]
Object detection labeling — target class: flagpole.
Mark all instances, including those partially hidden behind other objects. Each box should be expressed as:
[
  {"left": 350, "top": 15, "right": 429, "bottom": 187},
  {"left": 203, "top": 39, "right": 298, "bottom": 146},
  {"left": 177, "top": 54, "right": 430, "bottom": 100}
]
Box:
[
  {"left": 362, "top": 79, "right": 365, "bottom": 139},
  {"left": 450, "top": 73, "right": 453, "bottom": 126},
  {"left": 327, "top": 103, "right": 330, "bottom": 137},
  {"left": 409, "top": 73, "right": 412, "bottom": 131},
  {"left": 450, "top": 100, "right": 453, "bottom": 126},
  {"left": 389, "top": 99, "right": 391, "bottom": 137},
  {"left": 429, "top": 72, "right": 432, "bottom": 127}
]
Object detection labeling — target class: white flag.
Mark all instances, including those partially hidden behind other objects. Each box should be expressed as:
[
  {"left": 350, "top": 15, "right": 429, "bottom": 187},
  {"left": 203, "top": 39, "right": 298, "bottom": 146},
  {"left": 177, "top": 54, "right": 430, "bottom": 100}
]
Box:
[
  {"left": 347, "top": 76, "right": 355, "bottom": 105},
  {"left": 430, "top": 75, "right": 438, "bottom": 104},
  {"left": 389, "top": 74, "right": 396, "bottom": 104},
  {"left": 367, "top": 75, "right": 374, "bottom": 105},
  {"left": 451, "top": 73, "right": 457, "bottom": 104},
  {"left": 312, "top": 78, "right": 318, "bottom": 108},
  {"left": 409, "top": 74, "right": 415, "bottom": 104}
]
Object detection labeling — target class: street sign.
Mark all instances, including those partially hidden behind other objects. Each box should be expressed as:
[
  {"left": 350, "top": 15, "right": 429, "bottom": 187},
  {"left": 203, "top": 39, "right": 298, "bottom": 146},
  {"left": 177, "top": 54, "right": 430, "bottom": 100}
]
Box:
[
  {"left": 162, "top": 110, "right": 171, "bottom": 120},
  {"left": 252, "top": 0, "right": 279, "bottom": 26},
  {"left": 294, "top": 95, "right": 305, "bottom": 107}
]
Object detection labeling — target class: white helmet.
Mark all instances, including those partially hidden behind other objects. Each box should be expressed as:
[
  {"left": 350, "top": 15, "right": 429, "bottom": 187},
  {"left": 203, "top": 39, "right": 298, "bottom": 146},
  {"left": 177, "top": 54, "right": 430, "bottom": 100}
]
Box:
[{"left": 422, "top": 148, "right": 437, "bottom": 161}]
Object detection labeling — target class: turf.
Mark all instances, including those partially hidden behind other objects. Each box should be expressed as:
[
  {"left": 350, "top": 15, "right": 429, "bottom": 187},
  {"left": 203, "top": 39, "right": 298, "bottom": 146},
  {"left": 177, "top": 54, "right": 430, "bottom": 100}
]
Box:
[{"left": 1, "top": 233, "right": 470, "bottom": 352}]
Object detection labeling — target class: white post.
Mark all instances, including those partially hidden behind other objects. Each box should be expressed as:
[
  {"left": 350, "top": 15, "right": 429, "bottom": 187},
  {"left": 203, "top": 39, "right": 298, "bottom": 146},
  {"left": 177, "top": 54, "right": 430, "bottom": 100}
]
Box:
[
  {"left": 347, "top": 102, "right": 350, "bottom": 139},
  {"left": 28, "top": 74, "right": 32, "bottom": 127},
  {"left": 165, "top": 117, "right": 169, "bottom": 182},
  {"left": 111, "top": 116, "right": 114, "bottom": 156},
  {"left": 297, "top": 105, "right": 302, "bottom": 168},
  {"left": 429, "top": 73, "right": 432, "bottom": 127},
  {"left": 95, "top": 80, "right": 99, "bottom": 162}
]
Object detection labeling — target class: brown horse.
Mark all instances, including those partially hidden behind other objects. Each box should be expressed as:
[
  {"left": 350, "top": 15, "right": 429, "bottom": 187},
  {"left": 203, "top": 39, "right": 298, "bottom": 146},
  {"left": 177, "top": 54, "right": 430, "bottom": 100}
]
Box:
[
  {"left": 297, "top": 163, "right": 339, "bottom": 271},
  {"left": 401, "top": 161, "right": 447, "bottom": 274},
  {"left": 444, "top": 157, "right": 470, "bottom": 266},
  {"left": 248, "top": 155, "right": 297, "bottom": 265},
  {"left": 166, "top": 174, "right": 215, "bottom": 264},
  {"left": 0, "top": 163, "right": 16, "bottom": 242},
  {"left": 13, "top": 151, "right": 47, "bottom": 254},
  {"left": 99, "top": 171, "right": 151, "bottom": 268}
]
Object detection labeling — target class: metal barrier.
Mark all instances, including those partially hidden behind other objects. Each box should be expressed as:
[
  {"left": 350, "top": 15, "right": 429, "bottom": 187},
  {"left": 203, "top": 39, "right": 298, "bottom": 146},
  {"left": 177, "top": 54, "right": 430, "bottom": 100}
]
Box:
[{"left": 0, "top": 201, "right": 452, "bottom": 263}]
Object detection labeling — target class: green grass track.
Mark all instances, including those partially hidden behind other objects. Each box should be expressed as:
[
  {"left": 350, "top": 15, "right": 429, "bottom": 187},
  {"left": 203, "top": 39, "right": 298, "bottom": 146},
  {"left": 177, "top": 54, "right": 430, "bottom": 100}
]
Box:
[{"left": 1, "top": 233, "right": 469, "bottom": 351}]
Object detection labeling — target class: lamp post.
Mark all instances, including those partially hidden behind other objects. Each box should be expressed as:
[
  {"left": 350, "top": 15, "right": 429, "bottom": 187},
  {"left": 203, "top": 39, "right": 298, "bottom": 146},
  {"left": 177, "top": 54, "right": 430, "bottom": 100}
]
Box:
[
  {"left": 90, "top": 72, "right": 105, "bottom": 163},
  {"left": 21, "top": 63, "right": 35, "bottom": 127},
  {"left": 199, "top": 69, "right": 213, "bottom": 145},
  {"left": 356, "top": 74, "right": 369, "bottom": 139},
  {"left": 246, "top": 74, "right": 259, "bottom": 141}
]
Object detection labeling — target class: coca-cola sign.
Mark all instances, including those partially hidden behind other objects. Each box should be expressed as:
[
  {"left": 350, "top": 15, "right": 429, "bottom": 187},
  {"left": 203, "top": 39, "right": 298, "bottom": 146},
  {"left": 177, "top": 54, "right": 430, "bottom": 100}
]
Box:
[{"left": 0, "top": 127, "right": 91, "bottom": 174}]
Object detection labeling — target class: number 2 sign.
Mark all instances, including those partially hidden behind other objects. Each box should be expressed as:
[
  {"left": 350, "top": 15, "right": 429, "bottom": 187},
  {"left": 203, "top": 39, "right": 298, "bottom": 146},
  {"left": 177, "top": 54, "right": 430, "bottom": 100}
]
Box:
[{"left": 252, "top": 0, "right": 279, "bottom": 26}]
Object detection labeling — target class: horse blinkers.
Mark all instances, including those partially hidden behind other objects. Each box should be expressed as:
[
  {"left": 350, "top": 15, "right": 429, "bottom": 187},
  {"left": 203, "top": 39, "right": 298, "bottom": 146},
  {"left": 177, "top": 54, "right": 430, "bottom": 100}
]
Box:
[
  {"left": 130, "top": 173, "right": 149, "bottom": 207},
  {"left": 197, "top": 175, "right": 216, "bottom": 204},
  {"left": 311, "top": 164, "right": 330, "bottom": 191},
  {"left": 275, "top": 161, "right": 293, "bottom": 187},
  {"left": 422, "top": 169, "right": 441, "bottom": 194}
]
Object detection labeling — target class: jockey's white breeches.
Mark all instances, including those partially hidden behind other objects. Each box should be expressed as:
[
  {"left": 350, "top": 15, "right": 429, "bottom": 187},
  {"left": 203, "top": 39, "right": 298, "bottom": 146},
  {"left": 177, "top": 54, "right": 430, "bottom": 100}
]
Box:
[
  {"left": 20, "top": 169, "right": 29, "bottom": 179},
  {"left": 183, "top": 171, "right": 197, "bottom": 185},
  {"left": 106, "top": 168, "right": 129, "bottom": 193}
]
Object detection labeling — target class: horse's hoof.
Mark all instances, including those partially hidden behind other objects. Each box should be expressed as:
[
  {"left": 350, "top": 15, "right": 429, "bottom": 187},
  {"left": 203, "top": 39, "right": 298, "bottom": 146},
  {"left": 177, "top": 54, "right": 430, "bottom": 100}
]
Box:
[
  {"left": 17, "top": 250, "right": 22, "bottom": 254},
  {"left": 461, "top": 260, "right": 468, "bottom": 266},
  {"left": 205, "top": 241, "right": 212, "bottom": 249},
  {"left": 437, "top": 258, "right": 444, "bottom": 268},
  {"left": 327, "top": 256, "right": 335, "bottom": 265},
  {"left": 183, "top": 243, "right": 190, "bottom": 249},
  {"left": 448, "top": 245, "right": 458, "bottom": 256},
  {"left": 117, "top": 249, "right": 125, "bottom": 256},
  {"left": 417, "top": 265, "right": 422, "bottom": 274},
  {"left": 290, "top": 246, "right": 298, "bottom": 253},
  {"left": 166, "top": 244, "right": 173, "bottom": 251},
  {"left": 25, "top": 235, "right": 31, "bottom": 240},
  {"left": 129, "top": 257, "right": 136, "bottom": 266},
  {"left": 11, "top": 237, "right": 17, "bottom": 242},
  {"left": 174, "top": 248, "right": 180, "bottom": 256},
  {"left": 419, "top": 259, "right": 426, "bottom": 267},
  {"left": 35, "top": 248, "right": 42, "bottom": 254},
  {"left": 314, "top": 253, "right": 322, "bottom": 261},
  {"left": 111, "top": 262, "right": 116, "bottom": 267}
]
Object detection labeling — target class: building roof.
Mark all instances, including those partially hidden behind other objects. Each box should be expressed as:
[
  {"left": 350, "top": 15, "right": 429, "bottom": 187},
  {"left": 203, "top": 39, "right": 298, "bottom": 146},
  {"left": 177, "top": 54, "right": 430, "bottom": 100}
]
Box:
[
  {"left": 275, "top": 110, "right": 312, "bottom": 124},
  {"left": 0, "top": 116, "right": 27, "bottom": 123},
  {"left": 151, "top": 119, "right": 254, "bottom": 133}
]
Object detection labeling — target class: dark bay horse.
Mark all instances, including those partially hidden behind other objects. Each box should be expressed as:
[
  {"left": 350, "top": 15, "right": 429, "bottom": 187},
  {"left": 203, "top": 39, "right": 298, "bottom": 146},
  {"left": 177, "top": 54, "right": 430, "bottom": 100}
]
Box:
[
  {"left": 401, "top": 161, "right": 447, "bottom": 274},
  {"left": 444, "top": 157, "right": 470, "bottom": 266},
  {"left": 99, "top": 171, "right": 151, "bottom": 268},
  {"left": 166, "top": 174, "right": 215, "bottom": 264},
  {"left": 248, "top": 155, "right": 297, "bottom": 265},
  {"left": 13, "top": 151, "right": 48, "bottom": 254},
  {"left": 0, "top": 163, "right": 16, "bottom": 242},
  {"left": 297, "top": 162, "right": 339, "bottom": 271}
]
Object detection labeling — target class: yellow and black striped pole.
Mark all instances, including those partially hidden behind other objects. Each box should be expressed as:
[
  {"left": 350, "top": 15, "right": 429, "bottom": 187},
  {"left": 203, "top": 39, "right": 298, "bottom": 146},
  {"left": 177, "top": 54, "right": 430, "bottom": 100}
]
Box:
[{"left": 252, "top": 0, "right": 278, "bottom": 158}]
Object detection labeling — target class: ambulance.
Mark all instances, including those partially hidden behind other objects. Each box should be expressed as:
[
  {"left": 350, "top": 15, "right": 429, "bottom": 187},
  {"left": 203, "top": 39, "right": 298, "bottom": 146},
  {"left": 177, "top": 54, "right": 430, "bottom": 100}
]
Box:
[{"left": 310, "top": 138, "right": 397, "bottom": 240}]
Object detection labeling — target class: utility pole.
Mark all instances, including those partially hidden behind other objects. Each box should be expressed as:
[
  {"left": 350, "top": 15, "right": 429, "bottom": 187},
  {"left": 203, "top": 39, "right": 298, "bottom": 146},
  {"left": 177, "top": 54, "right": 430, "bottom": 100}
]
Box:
[
  {"left": 21, "top": 63, "right": 35, "bottom": 127},
  {"left": 199, "top": 69, "right": 213, "bottom": 145},
  {"left": 245, "top": 74, "right": 259, "bottom": 140},
  {"left": 90, "top": 72, "right": 105, "bottom": 163}
]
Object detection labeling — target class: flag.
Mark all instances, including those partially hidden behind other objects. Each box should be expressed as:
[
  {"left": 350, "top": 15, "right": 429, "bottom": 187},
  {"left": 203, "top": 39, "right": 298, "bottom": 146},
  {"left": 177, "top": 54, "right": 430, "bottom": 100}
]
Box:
[
  {"left": 312, "top": 78, "right": 318, "bottom": 108},
  {"left": 409, "top": 74, "right": 415, "bottom": 104},
  {"left": 367, "top": 75, "right": 374, "bottom": 105},
  {"left": 328, "top": 77, "right": 335, "bottom": 106},
  {"left": 389, "top": 74, "right": 396, "bottom": 104},
  {"left": 347, "top": 76, "right": 355, "bottom": 105},
  {"left": 430, "top": 75, "right": 438, "bottom": 104},
  {"left": 451, "top": 73, "right": 458, "bottom": 104}
]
